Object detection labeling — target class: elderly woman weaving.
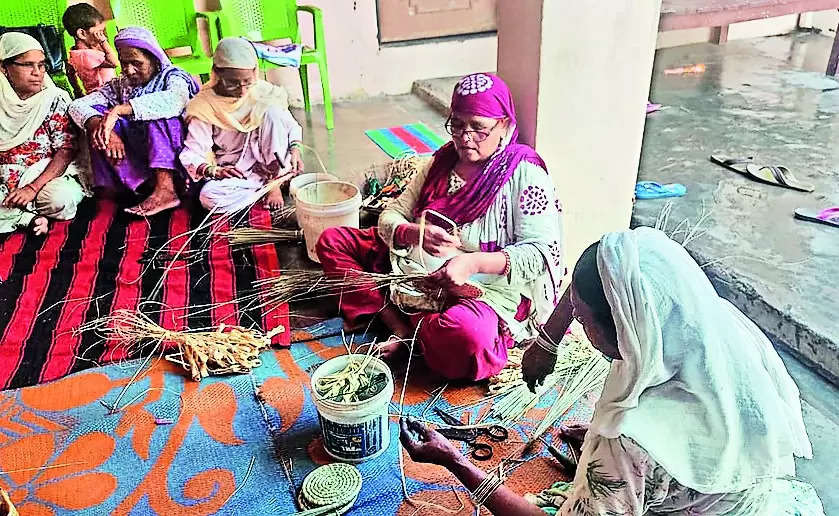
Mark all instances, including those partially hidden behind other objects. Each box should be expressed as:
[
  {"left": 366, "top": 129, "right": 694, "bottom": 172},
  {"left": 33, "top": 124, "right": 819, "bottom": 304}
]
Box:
[
  {"left": 316, "top": 73, "right": 564, "bottom": 381},
  {"left": 400, "top": 227, "right": 825, "bottom": 515},
  {"left": 180, "top": 37, "right": 303, "bottom": 213},
  {"left": 0, "top": 32, "right": 85, "bottom": 235},
  {"left": 69, "top": 27, "right": 199, "bottom": 216}
]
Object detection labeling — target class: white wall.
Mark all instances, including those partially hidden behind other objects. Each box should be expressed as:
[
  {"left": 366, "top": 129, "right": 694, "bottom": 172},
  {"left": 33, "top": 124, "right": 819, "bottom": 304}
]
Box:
[
  {"left": 498, "top": 0, "right": 661, "bottom": 269},
  {"left": 265, "top": 0, "right": 497, "bottom": 107}
]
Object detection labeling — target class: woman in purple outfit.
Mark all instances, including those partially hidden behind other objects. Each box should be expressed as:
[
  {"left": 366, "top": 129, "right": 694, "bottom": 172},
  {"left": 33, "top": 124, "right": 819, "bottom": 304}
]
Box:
[{"left": 69, "top": 27, "right": 198, "bottom": 215}]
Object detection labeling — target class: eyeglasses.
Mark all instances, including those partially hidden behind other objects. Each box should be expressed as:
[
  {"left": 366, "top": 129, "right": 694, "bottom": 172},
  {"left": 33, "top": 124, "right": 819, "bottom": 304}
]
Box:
[
  {"left": 9, "top": 61, "right": 46, "bottom": 72},
  {"left": 217, "top": 76, "right": 255, "bottom": 89},
  {"left": 444, "top": 117, "right": 503, "bottom": 143}
]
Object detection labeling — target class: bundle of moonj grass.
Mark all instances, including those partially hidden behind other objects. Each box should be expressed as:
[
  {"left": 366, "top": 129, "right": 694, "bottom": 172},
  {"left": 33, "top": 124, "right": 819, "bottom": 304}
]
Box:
[
  {"left": 81, "top": 309, "right": 284, "bottom": 381},
  {"left": 313, "top": 347, "right": 387, "bottom": 403},
  {"left": 248, "top": 269, "right": 430, "bottom": 308},
  {"left": 477, "top": 327, "right": 609, "bottom": 432},
  {"left": 219, "top": 227, "right": 304, "bottom": 245}
]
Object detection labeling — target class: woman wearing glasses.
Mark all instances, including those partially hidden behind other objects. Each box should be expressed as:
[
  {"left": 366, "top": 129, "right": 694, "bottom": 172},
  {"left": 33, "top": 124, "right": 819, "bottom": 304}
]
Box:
[
  {"left": 179, "top": 37, "right": 303, "bottom": 213},
  {"left": 0, "top": 32, "right": 85, "bottom": 234},
  {"left": 317, "top": 73, "right": 563, "bottom": 381},
  {"left": 69, "top": 27, "right": 198, "bottom": 216}
]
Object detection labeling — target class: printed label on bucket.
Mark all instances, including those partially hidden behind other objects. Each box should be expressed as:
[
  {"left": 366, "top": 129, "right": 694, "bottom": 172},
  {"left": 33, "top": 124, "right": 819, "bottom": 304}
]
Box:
[{"left": 319, "top": 414, "right": 383, "bottom": 459}]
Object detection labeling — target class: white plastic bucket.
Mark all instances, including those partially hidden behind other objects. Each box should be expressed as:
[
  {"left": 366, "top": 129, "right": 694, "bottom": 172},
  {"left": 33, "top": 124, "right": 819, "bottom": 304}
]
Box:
[
  {"left": 311, "top": 354, "right": 394, "bottom": 463},
  {"left": 289, "top": 172, "right": 338, "bottom": 200},
  {"left": 296, "top": 181, "right": 361, "bottom": 262}
]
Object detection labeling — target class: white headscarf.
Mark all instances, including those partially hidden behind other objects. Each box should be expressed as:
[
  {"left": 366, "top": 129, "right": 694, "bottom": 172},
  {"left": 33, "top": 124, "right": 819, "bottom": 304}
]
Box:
[
  {"left": 590, "top": 227, "right": 812, "bottom": 494},
  {"left": 184, "top": 37, "right": 288, "bottom": 133},
  {"left": 0, "top": 32, "right": 69, "bottom": 152}
]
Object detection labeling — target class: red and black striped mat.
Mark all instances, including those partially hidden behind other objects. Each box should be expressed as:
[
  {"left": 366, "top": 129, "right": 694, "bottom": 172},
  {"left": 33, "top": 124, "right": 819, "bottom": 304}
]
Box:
[{"left": 0, "top": 198, "right": 289, "bottom": 390}]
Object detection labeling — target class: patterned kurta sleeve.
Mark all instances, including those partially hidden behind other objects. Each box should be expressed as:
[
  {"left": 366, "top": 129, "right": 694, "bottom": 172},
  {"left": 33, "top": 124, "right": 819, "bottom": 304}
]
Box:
[
  {"left": 68, "top": 86, "right": 113, "bottom": 127},
  {"left": 556, "top": 435, "right": 649, "bottom": 516},
  {"left": 505, "top": 161, "right": 563, "bottom": 285},
  {"left": 46, "top": 96, "right": 78, "bottom": 154},
  {"left": 377, "top": 158, "right": 433, "bottom": 250},
  {"left": 179, "top": 118, "right": 214, "bottom": 182},
  {"left": 129, "top": 75, "right": 192, "bottom": 121}
]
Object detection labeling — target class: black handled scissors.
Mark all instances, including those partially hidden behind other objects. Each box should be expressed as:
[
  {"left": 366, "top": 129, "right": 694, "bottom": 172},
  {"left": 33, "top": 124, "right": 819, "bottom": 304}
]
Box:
[{"left": 433, "top": 408, "right": 508, "bottom": 461}]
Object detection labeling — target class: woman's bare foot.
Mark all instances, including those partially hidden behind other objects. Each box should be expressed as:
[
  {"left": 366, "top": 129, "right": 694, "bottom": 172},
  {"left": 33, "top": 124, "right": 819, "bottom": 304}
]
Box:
[
  {"left": 125, "top": 170, "right": 180, "bottom": 216},
  {"left": 30, "top": 216, "right": 48, "bottom": 235},
  {"left": 125, "top": 190, "right": 180, "bottom": 216},
  {"left": 263, "top": 185, "right": 285, "bottom": 210}
]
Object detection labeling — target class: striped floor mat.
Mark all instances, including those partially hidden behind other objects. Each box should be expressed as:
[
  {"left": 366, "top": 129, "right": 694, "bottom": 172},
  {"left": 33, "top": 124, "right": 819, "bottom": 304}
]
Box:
[
  {"left": 0, "top": 198, "right": 289, "bottom": 390},
  {"left": 365, "top": 122, "right": 447, "bottom": 158}
]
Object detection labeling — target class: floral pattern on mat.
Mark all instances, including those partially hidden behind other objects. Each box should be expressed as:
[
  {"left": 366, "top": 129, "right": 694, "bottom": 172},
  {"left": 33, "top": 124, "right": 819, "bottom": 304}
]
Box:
[{"left": 0, "top": 318, "right": 592, "bottom": 515}]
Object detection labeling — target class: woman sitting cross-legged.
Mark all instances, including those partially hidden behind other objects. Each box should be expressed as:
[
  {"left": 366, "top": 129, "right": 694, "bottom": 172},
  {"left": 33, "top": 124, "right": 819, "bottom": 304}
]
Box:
[
  {"left": 316, "top": 73, "right": 564, "bottom": 381},
  {"left": 400, "top": 227, "right": 825, "bottom": 516},
  {"left": 0, "top": 32, "right": 85, "bottom": 235},
  {"left": 69, "top": 27, "right": 199, "bottom": 216},
  {"left": 179, "top": 37, "right": 304, "bottom": 213}
]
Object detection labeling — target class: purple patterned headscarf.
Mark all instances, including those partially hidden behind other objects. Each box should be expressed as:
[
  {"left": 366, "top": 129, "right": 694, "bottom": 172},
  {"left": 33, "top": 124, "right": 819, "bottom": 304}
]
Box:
[
  {"left": 413, "top": 73, "right": 546, "bottom": 225},
  {"left": 112, "top": 26, "right": 199, "bottom": 98}
]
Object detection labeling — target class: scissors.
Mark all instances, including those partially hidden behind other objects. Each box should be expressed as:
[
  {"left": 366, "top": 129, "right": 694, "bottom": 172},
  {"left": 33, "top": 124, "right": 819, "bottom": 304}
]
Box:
[{"left": 433, "top": 408, "right": 508, "bottom": 461}]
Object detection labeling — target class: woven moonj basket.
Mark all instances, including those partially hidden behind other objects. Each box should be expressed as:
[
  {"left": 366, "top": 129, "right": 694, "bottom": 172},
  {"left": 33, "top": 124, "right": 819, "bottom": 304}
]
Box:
[{"left": 297, "top": 463, "right": 362, "bottom": 515}]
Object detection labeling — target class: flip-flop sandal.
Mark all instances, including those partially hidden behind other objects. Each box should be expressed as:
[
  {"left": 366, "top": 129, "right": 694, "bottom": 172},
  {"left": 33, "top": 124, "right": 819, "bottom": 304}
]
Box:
[
  {"left": 794, "top": 207, "right": 839, "bottom": 228},
  {"left": 634, "top": 181, "right": 687, "bottom": 200},
  {"left": 743, "top": 164, "right": 814, "bottom": 192},
  {"left": 709, "top": 155, "right": 754, "bottom": 174}
]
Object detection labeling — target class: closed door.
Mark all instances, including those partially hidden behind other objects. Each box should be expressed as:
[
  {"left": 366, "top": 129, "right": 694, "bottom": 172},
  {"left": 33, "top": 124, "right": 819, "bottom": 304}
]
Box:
[{"left": 378, "top": 0, "right": 497, "bottom": 43}]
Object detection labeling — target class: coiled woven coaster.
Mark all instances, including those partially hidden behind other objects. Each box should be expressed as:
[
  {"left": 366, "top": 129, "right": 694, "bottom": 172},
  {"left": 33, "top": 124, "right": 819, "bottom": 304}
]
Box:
[{"left": 298, "top": 463, "right": 362, "bottom": 515}]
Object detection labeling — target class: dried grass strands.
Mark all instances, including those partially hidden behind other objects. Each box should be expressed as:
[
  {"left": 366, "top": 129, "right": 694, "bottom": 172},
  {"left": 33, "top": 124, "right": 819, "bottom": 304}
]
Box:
[
  {"left": 529, "top": 352, "right": 610, "bottom": 442},
  {"left": 250, "top": 269, "right": 429, "bottom": 308},
  {"left": 219, "top": 227, "right": 303, "bottom": 245},
  {"left": 480, "top": 329, "right": 605, "bottom": 428},
  {"left": 82, "top": 309, "right": 284, "bottom": 381}
]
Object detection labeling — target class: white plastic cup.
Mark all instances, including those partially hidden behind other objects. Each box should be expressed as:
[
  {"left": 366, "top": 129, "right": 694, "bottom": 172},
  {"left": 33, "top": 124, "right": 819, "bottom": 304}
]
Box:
[{"left": 310, "top": 354, "right": 394, "bottom": 463}]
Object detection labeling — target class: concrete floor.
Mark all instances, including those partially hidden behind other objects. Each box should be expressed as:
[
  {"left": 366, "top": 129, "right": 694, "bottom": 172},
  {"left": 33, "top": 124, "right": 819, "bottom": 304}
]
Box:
[{"left": 289, "top": 32, "right": 839, "bottom": 513}]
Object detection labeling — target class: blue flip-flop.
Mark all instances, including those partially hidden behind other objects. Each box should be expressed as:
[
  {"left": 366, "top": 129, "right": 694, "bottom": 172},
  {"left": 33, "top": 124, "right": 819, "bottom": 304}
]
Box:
[{"left": 635, "top": 181, "right": 687, "bottom": 200}]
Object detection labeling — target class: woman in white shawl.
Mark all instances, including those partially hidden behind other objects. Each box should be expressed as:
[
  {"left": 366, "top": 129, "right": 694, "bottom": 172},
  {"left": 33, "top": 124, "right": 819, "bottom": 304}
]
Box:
[
  {"left": 179, "top": 37, "right": 303, "bottom": 213},
  {"left": 400, "top": 227, "right": 824, "bottom": 515},
  {"left": 0, "top": 32, "right": 85, "bottom": 234}
]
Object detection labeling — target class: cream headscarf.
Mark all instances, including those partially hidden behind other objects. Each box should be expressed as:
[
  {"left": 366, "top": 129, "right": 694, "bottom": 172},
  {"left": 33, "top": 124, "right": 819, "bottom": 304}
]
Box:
[
  {"left": 0, "top": 32, "right": 70, "bottom": 152},
  {"left": 184, "top": 37, "right": 288, "bottom": 133},
  {"left": 589, "top": 227, "right": 812, "bottom": 494}
]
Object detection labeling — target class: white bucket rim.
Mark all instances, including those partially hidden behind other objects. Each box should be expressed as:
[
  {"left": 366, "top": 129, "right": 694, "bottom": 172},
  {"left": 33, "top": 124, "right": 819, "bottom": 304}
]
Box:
[
  {"left": 296, "top": 181, "right": 361, "bottom": 208},
  {"left": 310, "top": 354, "right": 393, "bottom": 408}
]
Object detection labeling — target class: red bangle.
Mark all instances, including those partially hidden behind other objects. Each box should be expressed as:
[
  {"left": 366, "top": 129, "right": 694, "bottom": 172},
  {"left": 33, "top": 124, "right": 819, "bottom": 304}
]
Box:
[{"left": 501, "top": 250, "right": 511, "bottom": 276}]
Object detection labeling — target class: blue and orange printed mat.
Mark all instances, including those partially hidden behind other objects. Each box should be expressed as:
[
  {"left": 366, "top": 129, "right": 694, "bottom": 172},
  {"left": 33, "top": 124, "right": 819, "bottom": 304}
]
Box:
[{"left": 0, "top": 318, "right": 591, "bottom": 515}]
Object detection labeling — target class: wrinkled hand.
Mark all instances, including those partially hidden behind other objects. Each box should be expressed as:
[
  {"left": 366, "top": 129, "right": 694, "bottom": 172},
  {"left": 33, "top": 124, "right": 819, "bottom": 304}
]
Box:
[
  {"left": 558, "top": 422, "right": 589, "bottom": 458},
  {"left": 86, "top": 117, "right": 106, "bottom": 150},
  {"left": 421, "top": 224, "right": 461, "bottom": 257},
  {"left": 216, "top": 166, "right": 245, "bottom": 179},
  {"left": 3, "top": 185, "right": 37, "bottom": 208},
  {"left": 427, "top": 254, "right": 477, "bottom": 290},
  {"left": 288, "top": 147, "right": 304, "bottom": 174},
  {"left": 522, "top": 341, "right": 558, "bottom": 392},
  {"left": 97, "top": 110, "right": 121, "bottom": 146},
  {"left": 104, "top": 132, "right": 126, "bottom": 162},
  {"left": 399, "top": 416, "right": 463, "bottom": 467}
]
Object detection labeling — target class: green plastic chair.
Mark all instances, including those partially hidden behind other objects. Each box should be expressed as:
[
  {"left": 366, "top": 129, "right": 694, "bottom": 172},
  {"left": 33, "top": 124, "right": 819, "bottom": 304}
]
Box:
[
  {"left": 109, "top": 0, "right": 220, "bottom": 80},
  {"left": 0, "top": 0, "right": 75, "bottom": 96},
  {"left": 215, "top": 0, "right": 334, "bottom": 130}
]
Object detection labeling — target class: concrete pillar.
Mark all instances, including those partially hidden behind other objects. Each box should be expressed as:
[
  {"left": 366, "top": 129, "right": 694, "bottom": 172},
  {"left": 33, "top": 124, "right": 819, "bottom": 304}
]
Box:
[{"left": 497, "top": 0, "right": 662, "bottom": 269}]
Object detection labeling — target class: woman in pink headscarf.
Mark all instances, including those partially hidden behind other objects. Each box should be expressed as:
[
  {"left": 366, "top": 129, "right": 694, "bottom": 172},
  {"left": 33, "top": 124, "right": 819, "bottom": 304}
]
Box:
[{"left": 316, "top": 73, "right": 564, "bottom": 381}]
